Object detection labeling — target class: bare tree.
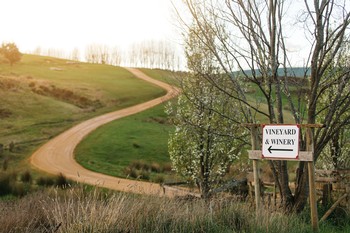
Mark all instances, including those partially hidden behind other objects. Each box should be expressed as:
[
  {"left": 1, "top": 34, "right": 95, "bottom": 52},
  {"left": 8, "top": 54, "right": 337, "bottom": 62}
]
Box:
[
  {"left": 32, "top": 46, "right": 42, "bottom": 56},
  {"left": 110, "top": 46, "right": 122, "bottom": 66},
  {"left": 46, "top": 48, "right": 66, "bottom": 59},
  {"left": 127, "top": 40, "right": 179, "bottom": 70},
  {"left": 70, "top": 47, "right": 80, "bottom": 61},
  {"left": 176, "top": 0, "right": 350, "bottom": 212},
  {"left": 85, "top": 44, "right": 100, "bottom": 64}
]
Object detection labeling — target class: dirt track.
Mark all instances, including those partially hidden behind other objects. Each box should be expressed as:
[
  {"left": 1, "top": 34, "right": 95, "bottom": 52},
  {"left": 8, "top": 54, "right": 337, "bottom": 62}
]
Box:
[{"left": 30, "top": 68, "right": 191, "bottom": 197}]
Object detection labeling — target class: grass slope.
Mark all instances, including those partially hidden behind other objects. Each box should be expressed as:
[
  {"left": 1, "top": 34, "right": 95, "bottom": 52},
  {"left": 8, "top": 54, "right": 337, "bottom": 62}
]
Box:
[
  {"left": 0, "top": 55, "right": 165, "bottom": 172},
  {"left": 75, "top": 102, "right": 173, "bottom": 179},
  {"left": 140, "top": 68, "right": 182, "bottom": 87}
]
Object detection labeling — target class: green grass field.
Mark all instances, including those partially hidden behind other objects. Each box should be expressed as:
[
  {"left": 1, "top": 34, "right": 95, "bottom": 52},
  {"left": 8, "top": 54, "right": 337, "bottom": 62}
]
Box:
[
  {"left": 75, "top": 102, "right": 174, "bottom": 180},
  {"left": 0, "top": 55, "right": 165, "bottom": 172}
]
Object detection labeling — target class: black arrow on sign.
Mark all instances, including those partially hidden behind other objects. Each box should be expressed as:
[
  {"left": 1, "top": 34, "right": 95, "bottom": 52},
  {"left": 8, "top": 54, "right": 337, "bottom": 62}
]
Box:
[{"left": 268, "top": 146, "right": 293, "bottom": 154}]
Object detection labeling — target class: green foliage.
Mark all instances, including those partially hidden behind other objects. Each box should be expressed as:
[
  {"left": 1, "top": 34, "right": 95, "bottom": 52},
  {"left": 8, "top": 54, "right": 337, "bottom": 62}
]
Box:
[
  {"left": 0, "top": 42, "right": 22, "bottom": 65},
  {"left": 167, "top": 23, "right": 246, "bottom": 197},
  {"left": 167, "top": 77, "right": 244, "bottom": 197}
]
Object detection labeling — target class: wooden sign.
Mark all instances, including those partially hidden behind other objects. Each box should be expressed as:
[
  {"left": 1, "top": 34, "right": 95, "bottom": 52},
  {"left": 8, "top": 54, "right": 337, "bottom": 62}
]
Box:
[{"left": 262, "top": 124, "right": 300, "bottom": 159}]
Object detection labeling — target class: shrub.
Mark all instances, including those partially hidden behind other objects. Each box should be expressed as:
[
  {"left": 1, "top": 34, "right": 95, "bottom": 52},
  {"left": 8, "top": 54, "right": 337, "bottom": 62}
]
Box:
[
  {"left": 55, "top": 173, "right": 69, "bottom": 188},
  {"left": 0, "top": 173, "right": 11, "bottom": 196},
  {"left": 132, "top": 142, "right": 141, "bottom": 148},
  {"left": 139, "top": 170, "right": 150, "bottom": 180},
  {"left": 20, "top": 170, "right": 32, "bottom": 184},
  {"left": 124, "top": 167, "right": 138, "bottom": 179},
  {"left": 151, "top": 162, "right": 161, "bottom": 173},
  {"left": 28, "top": 82, "right": 36, "bottom": 88},
  {"left": 2, "top": 158, "right": 9, "bottom": 171},
  {"left": 142, "top": 162, "right": 151, "bottom": 171},
  {"left": 0, "top": 171, "right": 27, "bottom": 196},
  {"left": 9, "top": 142, "right": 15, "bottom": 152},
  {"left": 10, "top": 182, "right": 28, "bottom": 197},
  {"left": 152, "top": 174, "right": 165, "bottom": 184},
  {"left": 162, "top": 163, "right": 172, "bottom": 172},
  {"left": 130, "top": 160, "right": 148, "bottom": 170},
  {"left": 37, "top": 176, "right": 55, "bottom": 186}
]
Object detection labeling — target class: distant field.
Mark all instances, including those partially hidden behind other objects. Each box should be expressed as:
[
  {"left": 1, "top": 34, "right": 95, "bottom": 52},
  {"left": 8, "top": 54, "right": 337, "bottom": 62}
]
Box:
[{"left": 0, "top": 55, "right": 165, "bottom": 171}]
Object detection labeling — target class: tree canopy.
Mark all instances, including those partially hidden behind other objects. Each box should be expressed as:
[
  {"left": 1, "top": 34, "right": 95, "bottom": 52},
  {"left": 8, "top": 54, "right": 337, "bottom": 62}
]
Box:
[{"left": 0, "top": 42, "right": 22, "bottom": 66}]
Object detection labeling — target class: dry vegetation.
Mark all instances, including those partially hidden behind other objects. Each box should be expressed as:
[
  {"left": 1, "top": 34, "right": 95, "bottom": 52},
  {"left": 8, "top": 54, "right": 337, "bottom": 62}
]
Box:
[
  {"left": 0, "top": 75, "right": 103, "bottom": 110},
  {"left": 0, "top": 186, "right": 318, "bottom": 233},
  {"left": 123, "top": 160, "right": 173, "bottom": 183},
  {"left": 29, "top": 81, "right": 103, "bottom": 109}
]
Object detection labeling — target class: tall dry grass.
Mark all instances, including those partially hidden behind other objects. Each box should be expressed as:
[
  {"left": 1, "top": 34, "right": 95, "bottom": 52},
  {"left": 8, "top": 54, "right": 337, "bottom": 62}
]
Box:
[{"left": 0, "top": 186, "right": 346, "bottom": 233}]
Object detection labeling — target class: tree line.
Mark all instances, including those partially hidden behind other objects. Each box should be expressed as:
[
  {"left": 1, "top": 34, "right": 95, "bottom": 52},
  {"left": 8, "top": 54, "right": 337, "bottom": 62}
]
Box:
[{"left": 30, "top": 40, "right": 183, "bottom": 71}]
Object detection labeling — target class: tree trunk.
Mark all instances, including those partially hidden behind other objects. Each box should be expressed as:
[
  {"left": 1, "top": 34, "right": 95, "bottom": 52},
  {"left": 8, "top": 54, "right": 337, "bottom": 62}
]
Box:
[{"left": 294, "top": 162, "right": 309, "bottom": 213}]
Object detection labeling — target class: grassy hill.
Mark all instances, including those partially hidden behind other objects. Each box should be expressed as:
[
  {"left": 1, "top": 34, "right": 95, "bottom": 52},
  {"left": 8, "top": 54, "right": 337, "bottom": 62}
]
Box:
[
  {"left": 75, "top": 102, "right": 174, "bottom": 182},
  {"left": 0, "top": 54, "right": 304, "bottom": 183},
  {"left": 0, "top": 54, "right": 165, "bottom": 172},
  {"left": 75, "top": 68, "right": 179, "bottom": 182}
]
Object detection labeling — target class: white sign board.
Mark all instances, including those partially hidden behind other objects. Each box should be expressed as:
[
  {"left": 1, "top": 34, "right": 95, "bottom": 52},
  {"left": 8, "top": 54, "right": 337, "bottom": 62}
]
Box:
[{"left": 262, "top": 125, "right": 300, "bottom": 159}]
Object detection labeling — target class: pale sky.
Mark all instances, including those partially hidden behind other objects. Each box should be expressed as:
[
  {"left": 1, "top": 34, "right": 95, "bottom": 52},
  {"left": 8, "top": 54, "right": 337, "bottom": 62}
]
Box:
[
  {"left": 0, "top": 0, "right": 180, "bottom": 54},
  {"left": 2, "top": 0, "right": 348, "bottom": 69}
]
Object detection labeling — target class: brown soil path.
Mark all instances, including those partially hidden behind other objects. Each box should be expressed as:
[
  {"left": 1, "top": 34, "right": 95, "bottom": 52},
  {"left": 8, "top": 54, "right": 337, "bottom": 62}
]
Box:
[{"left": 30, "top": 68, "right": 189, "bottom": 197}]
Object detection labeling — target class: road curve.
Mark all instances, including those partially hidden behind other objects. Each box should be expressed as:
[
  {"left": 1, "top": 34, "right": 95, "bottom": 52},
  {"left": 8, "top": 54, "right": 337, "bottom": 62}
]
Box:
[{"left": 30, "top": 68, "right": 185, "bottom": 197}]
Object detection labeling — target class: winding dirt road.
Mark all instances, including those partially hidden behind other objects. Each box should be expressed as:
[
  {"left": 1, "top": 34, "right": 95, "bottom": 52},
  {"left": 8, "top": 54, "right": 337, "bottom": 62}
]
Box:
[{"left": 30, "top": 68, "right": 188, "bottom": 197}]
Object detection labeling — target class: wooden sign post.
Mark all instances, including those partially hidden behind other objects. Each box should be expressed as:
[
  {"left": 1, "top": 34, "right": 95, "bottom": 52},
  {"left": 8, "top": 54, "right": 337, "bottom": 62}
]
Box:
[
  {"left": 246, "top": 124, "right": 322, "bottom": 232},
  {"left": 251, "top": 126, "right": 261, "bottom": 212}
]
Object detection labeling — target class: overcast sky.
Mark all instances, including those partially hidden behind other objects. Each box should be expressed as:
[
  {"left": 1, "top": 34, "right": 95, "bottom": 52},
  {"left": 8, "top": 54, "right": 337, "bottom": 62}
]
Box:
[{"left": 0, "top": 0, "right": 180, "bottom": 54}]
